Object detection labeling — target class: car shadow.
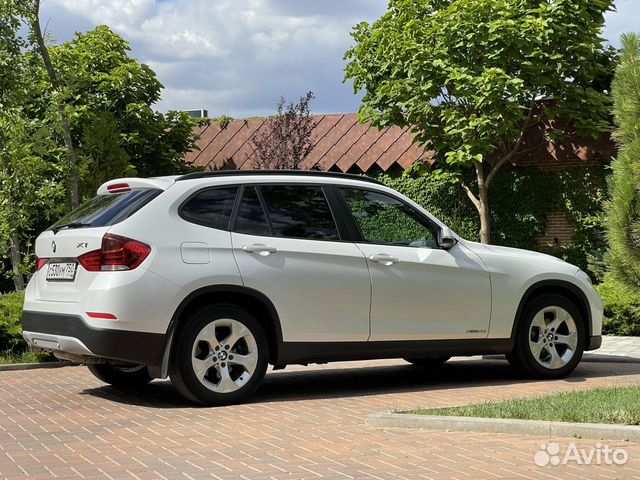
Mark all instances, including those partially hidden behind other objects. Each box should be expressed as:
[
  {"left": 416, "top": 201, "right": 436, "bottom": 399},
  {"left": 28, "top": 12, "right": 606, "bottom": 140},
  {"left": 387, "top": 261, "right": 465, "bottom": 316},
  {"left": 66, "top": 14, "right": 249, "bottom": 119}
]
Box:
[{"left": 80, "top": 358, "right": 640, "bottom": 409}]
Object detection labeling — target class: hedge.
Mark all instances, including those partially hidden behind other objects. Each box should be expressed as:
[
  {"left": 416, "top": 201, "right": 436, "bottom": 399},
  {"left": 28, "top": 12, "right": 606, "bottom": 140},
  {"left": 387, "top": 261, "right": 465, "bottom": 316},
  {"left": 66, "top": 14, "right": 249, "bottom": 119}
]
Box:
[
  {"left": 0, "top": 291, "right": 26, "bottom": 353},
  {"left": 597, "top": 275, "right": 640, "bottom": 336}
]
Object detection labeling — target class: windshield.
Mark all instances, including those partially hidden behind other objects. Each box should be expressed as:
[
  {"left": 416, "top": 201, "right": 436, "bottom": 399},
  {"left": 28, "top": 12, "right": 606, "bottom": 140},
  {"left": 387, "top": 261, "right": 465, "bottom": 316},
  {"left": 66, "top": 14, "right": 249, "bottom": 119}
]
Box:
[{"left": 49, "top": 189, "right": 161, "bottom": 232}]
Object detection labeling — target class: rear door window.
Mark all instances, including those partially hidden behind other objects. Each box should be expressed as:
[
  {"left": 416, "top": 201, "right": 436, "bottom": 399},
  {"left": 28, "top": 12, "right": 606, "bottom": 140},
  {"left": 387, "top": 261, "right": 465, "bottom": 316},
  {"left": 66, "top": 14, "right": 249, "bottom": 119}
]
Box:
[
  {"left": 259, "top": 185, "right": 339, "bottom": 240},
  {"left": 180, "top": 186, "right": 239, "bottom": 230},
  {"left": 49, "top": 189, "right": 161, "bottom": 232},
  {"left": 233, "top": 187, "right": 271, "bottom": 236}
]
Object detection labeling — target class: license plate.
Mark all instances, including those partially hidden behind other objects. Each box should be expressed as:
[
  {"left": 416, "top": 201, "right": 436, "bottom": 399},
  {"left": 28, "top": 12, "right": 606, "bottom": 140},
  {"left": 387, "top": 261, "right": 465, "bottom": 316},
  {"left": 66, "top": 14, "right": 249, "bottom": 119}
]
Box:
[{"left": 46, "top": 262, "right": 77, "bottom": 281}]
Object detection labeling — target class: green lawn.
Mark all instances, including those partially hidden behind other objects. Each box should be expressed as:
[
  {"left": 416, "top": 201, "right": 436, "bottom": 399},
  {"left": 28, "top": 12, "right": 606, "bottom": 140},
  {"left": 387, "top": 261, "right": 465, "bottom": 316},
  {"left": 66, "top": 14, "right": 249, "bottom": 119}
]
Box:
[
  {"left": 0, "top": 350, "right": 56, "bottom": 365},
  {"left": 407, "top": 386, "right": 640, "bottom": 425}
]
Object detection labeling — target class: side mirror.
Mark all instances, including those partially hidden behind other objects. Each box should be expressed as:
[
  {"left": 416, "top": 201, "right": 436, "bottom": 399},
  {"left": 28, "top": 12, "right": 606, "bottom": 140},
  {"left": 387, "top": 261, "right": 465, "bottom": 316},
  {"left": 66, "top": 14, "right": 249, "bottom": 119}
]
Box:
[{"left": 438, "top": 227, "right": 457, "bottom": 250}]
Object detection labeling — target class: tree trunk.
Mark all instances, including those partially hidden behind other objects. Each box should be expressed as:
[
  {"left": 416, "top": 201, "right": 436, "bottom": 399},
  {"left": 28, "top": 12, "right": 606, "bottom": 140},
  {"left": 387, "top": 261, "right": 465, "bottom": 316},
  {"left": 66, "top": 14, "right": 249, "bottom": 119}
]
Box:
[
  {"left": 9, "top": 232, "right": 24, "bottom": 291},
  {"left": 474, "top": 162, "right": 491, "bottom": 244},
  {"left": 30, "top": 0, "right": 79, "bottom": 208},
  {"left": 478, "top": 186, "right": 491, "bottom": 244}
]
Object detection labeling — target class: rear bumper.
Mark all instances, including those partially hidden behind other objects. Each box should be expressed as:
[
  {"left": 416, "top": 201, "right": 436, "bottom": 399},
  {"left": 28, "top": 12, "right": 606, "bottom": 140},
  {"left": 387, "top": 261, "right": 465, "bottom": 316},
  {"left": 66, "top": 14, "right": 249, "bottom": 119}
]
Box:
[{"left": 22, "top": 311, "right": 166, "bottom": 366}]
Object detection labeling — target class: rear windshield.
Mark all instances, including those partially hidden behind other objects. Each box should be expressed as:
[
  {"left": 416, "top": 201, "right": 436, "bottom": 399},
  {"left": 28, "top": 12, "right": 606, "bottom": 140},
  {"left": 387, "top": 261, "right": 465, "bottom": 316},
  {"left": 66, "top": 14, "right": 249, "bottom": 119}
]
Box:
[{"left": 49, "top": 189, "right": 161, "bottom": 231}]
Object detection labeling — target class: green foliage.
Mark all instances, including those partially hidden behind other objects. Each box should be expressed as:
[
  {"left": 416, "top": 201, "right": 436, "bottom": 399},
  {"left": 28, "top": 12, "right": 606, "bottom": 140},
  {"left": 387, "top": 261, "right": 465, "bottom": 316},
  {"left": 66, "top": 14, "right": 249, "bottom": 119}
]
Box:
[
  {"left": 0, "top": 291, "right": 26, "bottom": 353},
  {"left": 0, "top": 111, "right": 65, "bottom": 283},
  {"left": 0, "top": 22, "right": 202, "bottom": 288},
  {"left": 596, "top": 275, "right": 640, "bottom": 336},
  {"left": 0, "top": 349, "right": 55, "bottom": 364},
  {"left": 557, "top": 169, "right": 608, "bottom": 282},
  {"left": 27, "top": 26, "right": 201, "bottom": 191},
  {"left": 375, "top": 164, "right": 607, "bottom": 277},
  {"left": 216, "top": 115, "right": 234, "bottom": 130},
  {"left": 78, "top": 111, "right": 133, "bottom": 198},
  {"left": 606, "top": 33, "right": 640, "bottom": 293},
  {"left": 376, "top": 171, "right": 478, "bottom": 240},
  {"left": 345, "top": 0, "right": 615, "bottom": 243},
  {"left": 345, "top": 0, "right": 614, "bottom": 165}
]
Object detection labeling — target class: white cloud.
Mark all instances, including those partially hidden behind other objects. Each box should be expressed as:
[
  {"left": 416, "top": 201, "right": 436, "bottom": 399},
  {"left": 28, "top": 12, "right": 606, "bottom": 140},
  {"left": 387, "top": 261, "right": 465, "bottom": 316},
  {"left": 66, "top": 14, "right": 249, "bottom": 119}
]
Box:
[
  {"left": 605, "top": 0, "right": 639, "bottom": 47},
  {"left": 39, "top": 0, "right": 639, "bottom": 117}
]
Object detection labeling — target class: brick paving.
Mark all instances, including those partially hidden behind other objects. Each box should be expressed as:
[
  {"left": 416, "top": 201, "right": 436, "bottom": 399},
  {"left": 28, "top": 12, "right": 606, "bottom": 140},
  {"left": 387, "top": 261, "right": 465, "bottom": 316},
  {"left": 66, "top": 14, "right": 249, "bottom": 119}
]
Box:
[{"left": 1, "top": 358, "right": 640, "bottom": 479}]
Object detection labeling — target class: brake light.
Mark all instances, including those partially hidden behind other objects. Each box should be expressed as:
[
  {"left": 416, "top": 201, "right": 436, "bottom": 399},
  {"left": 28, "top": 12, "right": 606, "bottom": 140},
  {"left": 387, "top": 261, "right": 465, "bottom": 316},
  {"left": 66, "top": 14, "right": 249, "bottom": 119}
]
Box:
[
  {"left": 78, "top": 234, "right": 151, "bottom": 272},
  {"left": 36, "top": 257, "right": 49, "bottom": 271},
  {"left": 107, "top": 183, "right": 131, "bottom": 193}
]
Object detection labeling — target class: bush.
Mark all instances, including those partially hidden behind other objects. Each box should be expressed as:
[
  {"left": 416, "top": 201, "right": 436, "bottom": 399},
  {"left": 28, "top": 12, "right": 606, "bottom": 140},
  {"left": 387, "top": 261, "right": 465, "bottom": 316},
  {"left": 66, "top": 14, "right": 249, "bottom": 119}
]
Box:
[
  {"left": 596, "top": 275, "right": 640, "bottom": 336},
  {"left": 0, "top": 291, "right": 26, "bottom": 353}
]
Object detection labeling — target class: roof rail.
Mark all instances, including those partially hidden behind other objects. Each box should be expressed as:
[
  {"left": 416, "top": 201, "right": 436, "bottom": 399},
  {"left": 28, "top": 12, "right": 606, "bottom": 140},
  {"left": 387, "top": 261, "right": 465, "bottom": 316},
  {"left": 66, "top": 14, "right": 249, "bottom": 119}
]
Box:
[{"left": 175, "top": 170, "right": 383, "bottom": 185}]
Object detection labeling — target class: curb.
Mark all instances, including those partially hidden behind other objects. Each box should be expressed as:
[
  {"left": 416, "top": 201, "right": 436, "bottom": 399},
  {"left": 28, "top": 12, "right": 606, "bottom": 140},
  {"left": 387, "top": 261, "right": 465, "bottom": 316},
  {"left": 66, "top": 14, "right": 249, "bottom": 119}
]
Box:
[
  {"left": 0, "top": 361, "right": 76, "bottom": 372},
  {"left": 482, "top": 354, "right": 640, "bottom": 364},
  {"left": 366, "top": 413, "right": 640, "bottom": 442},
  {"left": 582, "top": 354, "right": 640, "bottom": 364}
]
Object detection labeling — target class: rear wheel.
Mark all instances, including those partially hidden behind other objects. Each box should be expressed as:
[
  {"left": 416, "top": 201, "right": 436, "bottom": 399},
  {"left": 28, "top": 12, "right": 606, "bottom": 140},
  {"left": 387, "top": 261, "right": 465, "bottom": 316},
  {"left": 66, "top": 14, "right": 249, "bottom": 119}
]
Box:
[
  {"left": 404, "top": 356, "right": 451, "bottom": 367},
  {"left": 507, "top": 293, "right": 586, "bottom": 379},
  {"left": 169, "top": 304, "right": 269, "bottom": 406},
  {"left": 87, "top": 362, "right": 152, "bottom": 387}
]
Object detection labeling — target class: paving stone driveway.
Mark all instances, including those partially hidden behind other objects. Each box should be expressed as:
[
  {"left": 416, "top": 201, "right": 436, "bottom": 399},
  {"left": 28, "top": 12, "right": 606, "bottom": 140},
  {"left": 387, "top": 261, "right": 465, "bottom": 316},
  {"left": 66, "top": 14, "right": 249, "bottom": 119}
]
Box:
[{"left": 2, "top": 359, "right": 640, "bottom": 480}]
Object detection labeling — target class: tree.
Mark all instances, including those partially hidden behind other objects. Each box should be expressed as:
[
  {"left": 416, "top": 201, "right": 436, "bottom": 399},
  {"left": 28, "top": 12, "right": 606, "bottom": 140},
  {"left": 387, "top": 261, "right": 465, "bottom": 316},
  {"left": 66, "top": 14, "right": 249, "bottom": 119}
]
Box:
[
  {"left": 607, "top": 33, "right": 640, "bottom": 292},
  {"left": 0, "top": 15, "right": 201, "bottom": 289},
  {"left": 24, "top": 0, "right": 80, "bottom": 208},
  {"left": 27, "top": 26, "right": 202, "bottom": 200},
  {"left": 345, "top": 0, "right": 615, "bottom": 243},
  {"left": 251, "top": 91, "right": 319, "bottom": 170},
  {"left": 0, "top": 112, "right": 63, "bottom": 291}
]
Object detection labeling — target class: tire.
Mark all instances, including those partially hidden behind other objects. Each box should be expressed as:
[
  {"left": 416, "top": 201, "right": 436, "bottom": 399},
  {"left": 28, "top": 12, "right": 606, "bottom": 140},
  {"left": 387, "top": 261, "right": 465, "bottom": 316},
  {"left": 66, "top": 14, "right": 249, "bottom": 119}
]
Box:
[
  {"left": 404, "top": 356, "right": 451, "bottom": 367},
  {"left": 169, "top": 303, "right": 269, "bottom": 406},
  {"left": 507, "top": 293, "right": 586, "bottom": 379},
  {"left": 87, "top": 362, "right": 152, "bottom": 387}
]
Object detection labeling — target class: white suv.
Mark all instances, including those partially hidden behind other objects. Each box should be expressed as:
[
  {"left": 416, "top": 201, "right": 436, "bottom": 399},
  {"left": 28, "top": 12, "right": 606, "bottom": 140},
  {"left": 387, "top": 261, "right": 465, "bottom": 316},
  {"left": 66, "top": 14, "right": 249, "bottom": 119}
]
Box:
[{"left": 23, "top": 171, "right": 603, "bottom": 405}]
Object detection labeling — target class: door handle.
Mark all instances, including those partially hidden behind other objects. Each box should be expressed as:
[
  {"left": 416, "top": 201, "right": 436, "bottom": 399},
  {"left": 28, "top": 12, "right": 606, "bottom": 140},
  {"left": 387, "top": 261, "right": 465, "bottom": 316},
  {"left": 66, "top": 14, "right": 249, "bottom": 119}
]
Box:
[
  {"left": 242, "top": 244, "right": 278, "bottom": 255},
  {"left": 369, "top": 253, "right": 400, "bottom": 266}
]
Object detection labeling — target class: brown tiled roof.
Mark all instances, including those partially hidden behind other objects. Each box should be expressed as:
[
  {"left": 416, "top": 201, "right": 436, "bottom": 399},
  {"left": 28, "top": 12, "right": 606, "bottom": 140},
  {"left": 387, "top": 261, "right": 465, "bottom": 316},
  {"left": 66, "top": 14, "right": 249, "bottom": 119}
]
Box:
[
  {"left": 185, "top": 113, "right": 614, "bottom": 173},
  {"left": 186, "top": 113, "right": 434, "bottom": 173}
]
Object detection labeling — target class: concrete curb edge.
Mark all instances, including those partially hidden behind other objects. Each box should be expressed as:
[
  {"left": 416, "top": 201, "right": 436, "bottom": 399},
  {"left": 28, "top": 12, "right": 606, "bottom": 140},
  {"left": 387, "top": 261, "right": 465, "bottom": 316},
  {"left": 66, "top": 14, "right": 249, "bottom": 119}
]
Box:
[
  {"left": 0, "top": 361, "right": 76, "bottom": 372},
  {"left": 366, "top": 413, "right": 640, "bottom": 442}
]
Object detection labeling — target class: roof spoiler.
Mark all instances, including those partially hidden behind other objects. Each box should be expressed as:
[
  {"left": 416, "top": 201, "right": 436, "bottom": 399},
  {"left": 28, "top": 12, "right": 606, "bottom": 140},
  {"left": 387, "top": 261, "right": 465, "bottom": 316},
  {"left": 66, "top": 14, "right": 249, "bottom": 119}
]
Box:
[{"left": 97, "top": 177, "right": 176, "bottom": 195}]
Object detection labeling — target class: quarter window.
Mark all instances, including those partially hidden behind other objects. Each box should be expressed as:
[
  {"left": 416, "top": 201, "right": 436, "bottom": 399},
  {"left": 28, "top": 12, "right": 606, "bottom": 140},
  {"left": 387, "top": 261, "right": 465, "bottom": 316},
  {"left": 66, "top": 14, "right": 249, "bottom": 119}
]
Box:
[
  {"left": 234, "top": 187, "right": 270, "bottom": 236},
  {"left": 259, "top": 185, "right": 339, "bottom": 240},
  {"left": 341, "top": 188, "right": 438, "bottom": 248},
  {"left": 180, "top": 187, "right": 238, "bottom": 230}
]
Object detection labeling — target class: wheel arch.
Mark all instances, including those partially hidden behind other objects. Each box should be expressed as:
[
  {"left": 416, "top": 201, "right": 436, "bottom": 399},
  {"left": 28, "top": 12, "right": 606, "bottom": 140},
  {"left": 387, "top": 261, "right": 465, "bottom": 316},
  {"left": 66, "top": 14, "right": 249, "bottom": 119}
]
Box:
[
  {"left": 150, "top": 285, "right": 282, "bottom": 378},
  {"left": 510, "top": 280, "right": 592, "bottom": 346}
]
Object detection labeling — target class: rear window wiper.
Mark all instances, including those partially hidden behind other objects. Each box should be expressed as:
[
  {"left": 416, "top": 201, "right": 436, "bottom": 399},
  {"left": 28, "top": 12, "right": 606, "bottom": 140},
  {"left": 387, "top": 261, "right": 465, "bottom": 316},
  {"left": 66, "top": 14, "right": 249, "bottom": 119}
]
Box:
[{"left": 52, "top": 222, "right": 92, "bottom": 234}]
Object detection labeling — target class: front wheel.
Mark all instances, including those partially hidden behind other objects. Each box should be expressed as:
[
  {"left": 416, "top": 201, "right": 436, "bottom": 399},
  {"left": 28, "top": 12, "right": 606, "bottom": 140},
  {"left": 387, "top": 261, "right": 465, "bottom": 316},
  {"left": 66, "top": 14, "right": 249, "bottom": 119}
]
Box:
[
  {"left": 507, "top": 293, "right": 586, "bottom": 379},
  {"left": 169, "top": 304, "right": 269, "bottom": 406},
  {"left": 87, "top": 362, "right": 152, "bottom": 387}
]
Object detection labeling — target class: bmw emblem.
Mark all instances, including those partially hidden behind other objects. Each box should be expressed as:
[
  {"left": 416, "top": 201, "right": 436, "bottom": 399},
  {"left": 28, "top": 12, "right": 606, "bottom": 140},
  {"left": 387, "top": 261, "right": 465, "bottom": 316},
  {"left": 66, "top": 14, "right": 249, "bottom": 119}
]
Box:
[{"left": 51, "top": 240, "right": 56, "bottom": 253}]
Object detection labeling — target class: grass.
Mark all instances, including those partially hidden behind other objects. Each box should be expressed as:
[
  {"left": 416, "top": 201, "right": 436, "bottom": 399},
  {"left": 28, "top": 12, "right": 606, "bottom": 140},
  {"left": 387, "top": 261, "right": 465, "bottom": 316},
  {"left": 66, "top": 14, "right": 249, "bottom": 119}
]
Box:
[
  {"left": 0, "top": 350, "right": 57, "bottom": 365},
  {"left": 407, "top": 386, "right": 640, "bottom": 425}
]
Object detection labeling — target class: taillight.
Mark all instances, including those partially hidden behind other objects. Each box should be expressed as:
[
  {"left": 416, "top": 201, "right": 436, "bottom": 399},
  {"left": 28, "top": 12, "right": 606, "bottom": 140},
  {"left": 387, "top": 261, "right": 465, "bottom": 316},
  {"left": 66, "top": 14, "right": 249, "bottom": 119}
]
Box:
[
  {"left": 78, "top": 234, "right": 151, "bottom": 272},
  {"left": 107, "top": 183, "right": 131, "bottom": 193},
  {"left": 36, "top": 257, "right": 49, "bottom": 271}
]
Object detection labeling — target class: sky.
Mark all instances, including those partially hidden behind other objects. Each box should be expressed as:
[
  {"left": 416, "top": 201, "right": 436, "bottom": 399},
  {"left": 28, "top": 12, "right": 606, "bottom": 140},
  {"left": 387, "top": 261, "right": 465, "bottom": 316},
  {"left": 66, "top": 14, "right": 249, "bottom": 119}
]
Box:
[{"left": 40, "top": 0, "right": 640, "bottom": 118}]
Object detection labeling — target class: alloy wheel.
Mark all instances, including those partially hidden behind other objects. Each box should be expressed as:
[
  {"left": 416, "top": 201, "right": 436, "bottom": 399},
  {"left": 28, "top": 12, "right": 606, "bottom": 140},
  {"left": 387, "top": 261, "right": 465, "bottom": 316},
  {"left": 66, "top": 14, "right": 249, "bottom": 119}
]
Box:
[
  {"left": 528, "top": 306, "right": 578, "bottom": 369},
  {"left": 191, "top": 318, "right": 259, "bottom": 393}
]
